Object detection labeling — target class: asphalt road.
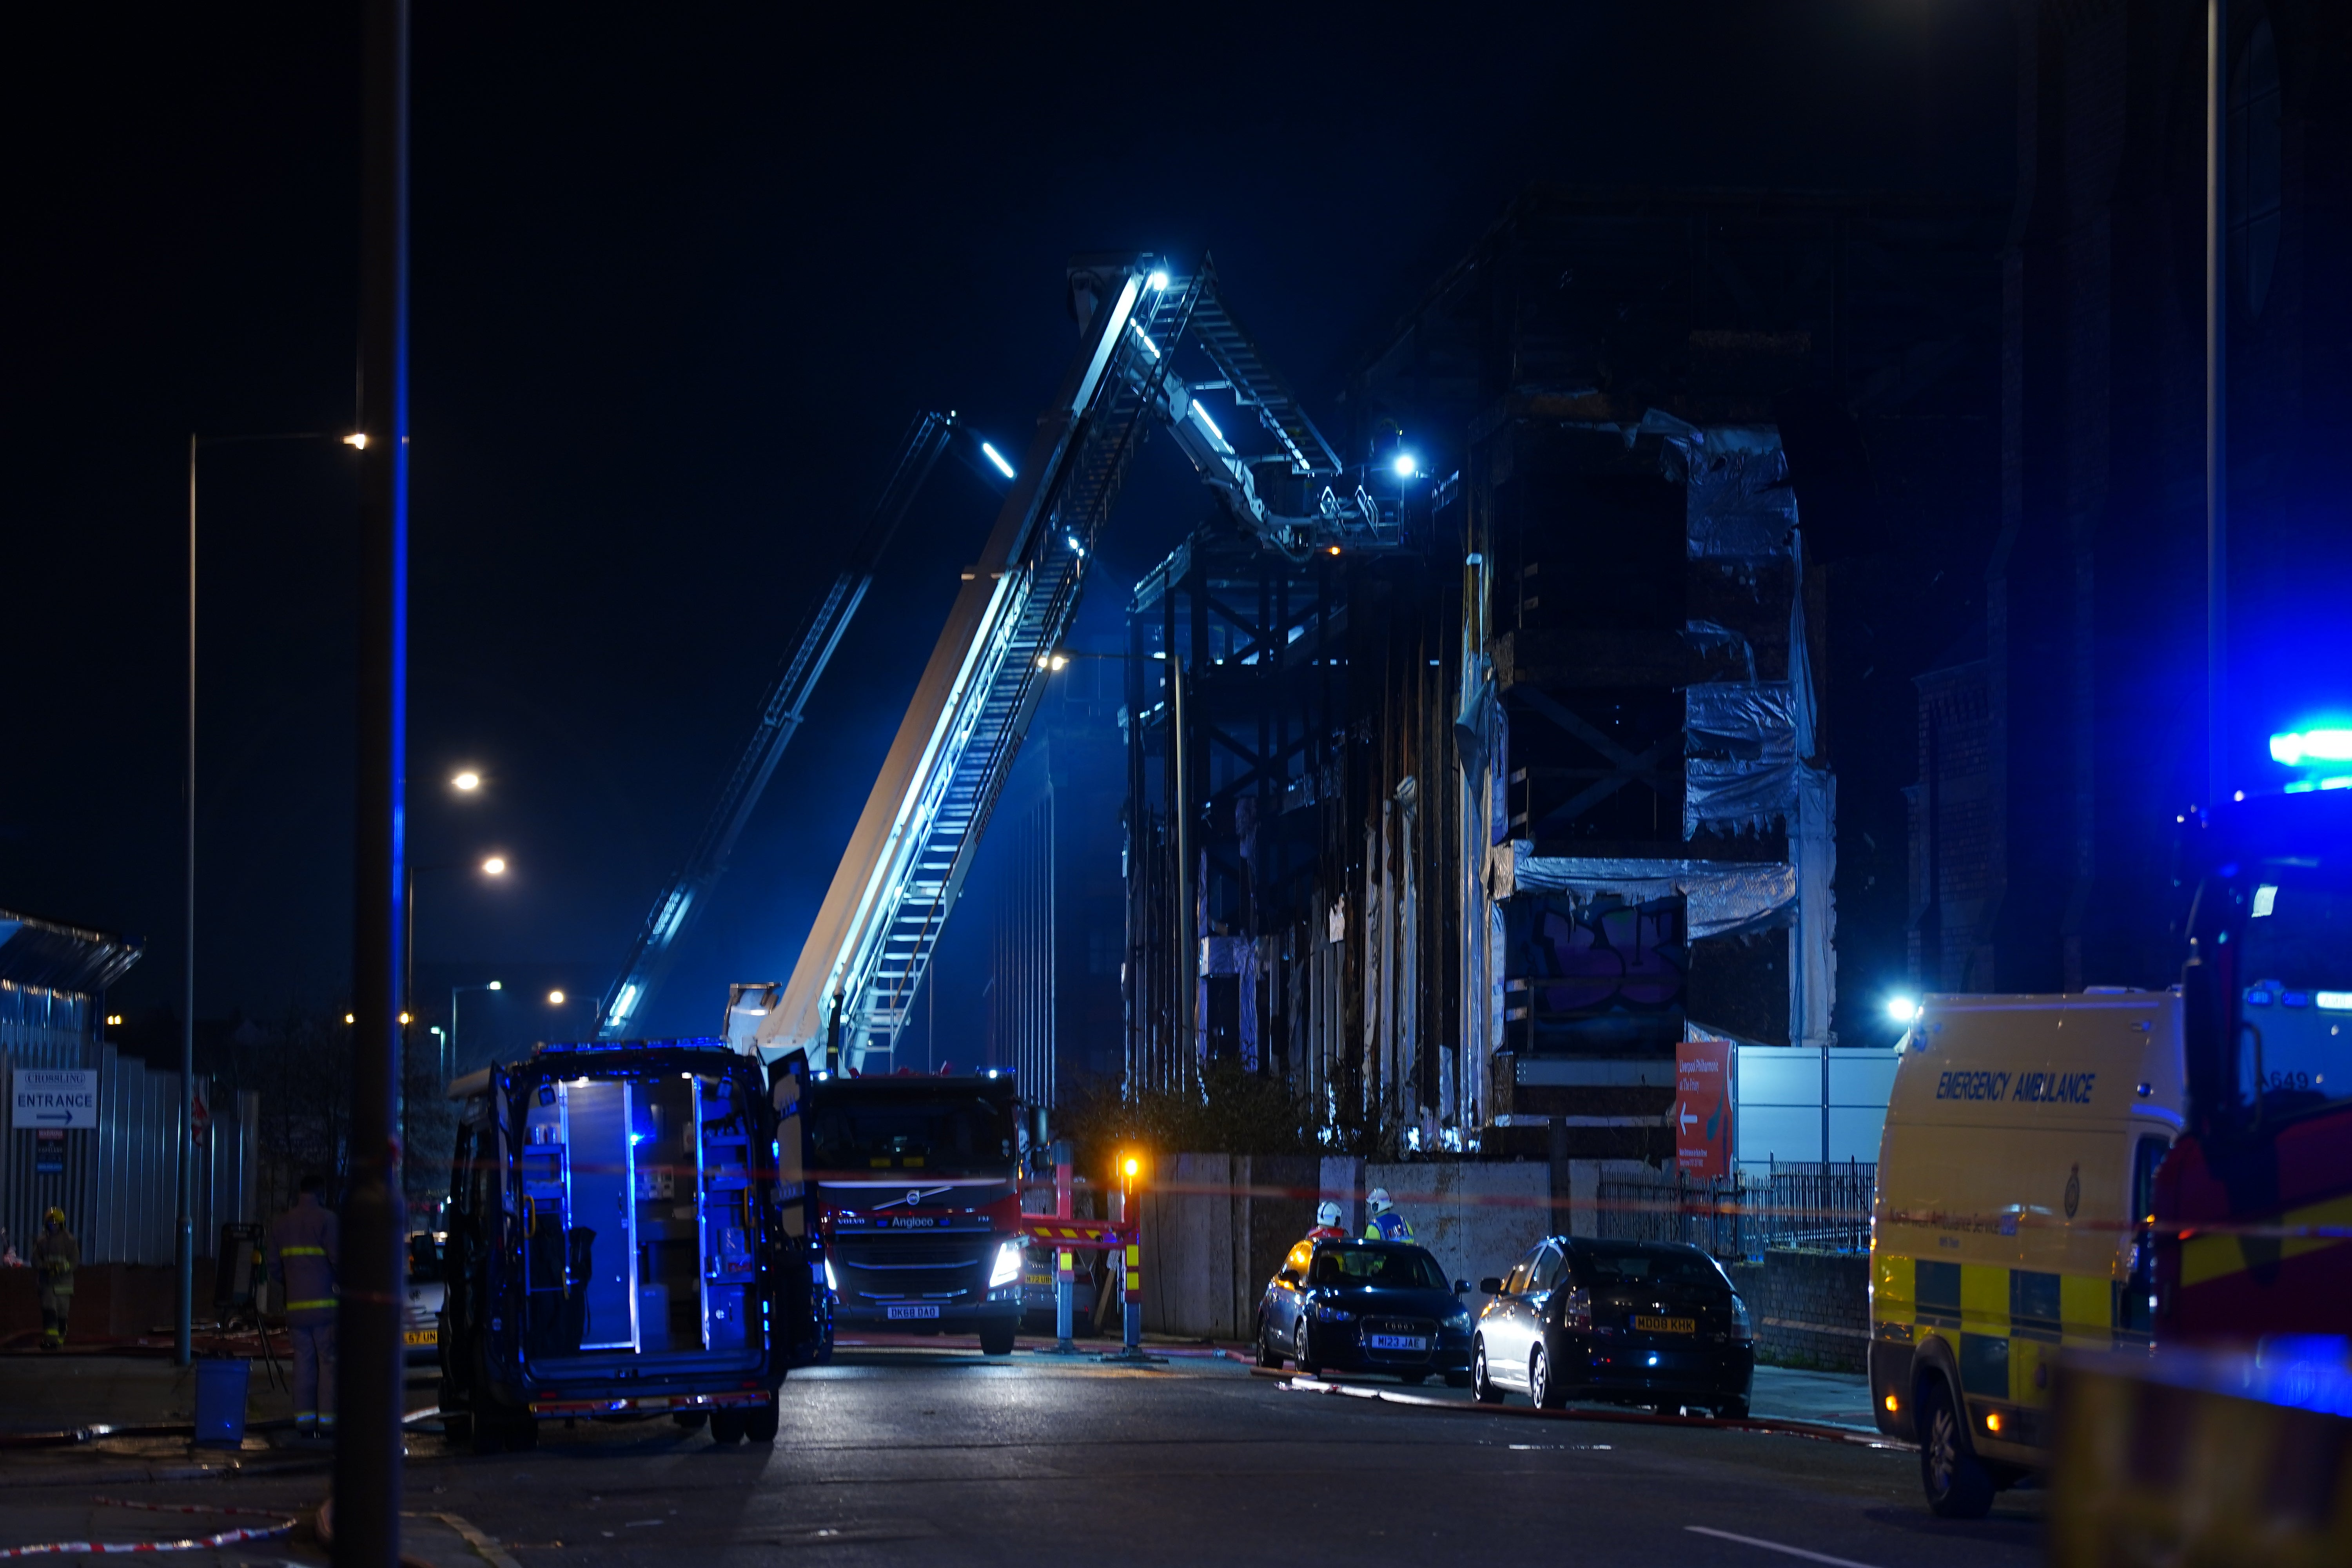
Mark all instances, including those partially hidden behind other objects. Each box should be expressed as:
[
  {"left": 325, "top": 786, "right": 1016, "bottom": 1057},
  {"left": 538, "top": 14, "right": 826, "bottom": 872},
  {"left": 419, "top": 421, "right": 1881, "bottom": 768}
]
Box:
[{"left": 380, "top": 1349, "right": 2043, "bottom": 1567}]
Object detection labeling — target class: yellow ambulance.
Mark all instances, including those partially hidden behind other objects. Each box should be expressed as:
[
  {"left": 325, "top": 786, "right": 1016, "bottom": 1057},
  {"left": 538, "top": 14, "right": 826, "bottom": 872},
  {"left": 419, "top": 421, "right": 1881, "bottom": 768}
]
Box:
[{"left": 1869, "top": 990, "right": 2183, "bottom": 1517}]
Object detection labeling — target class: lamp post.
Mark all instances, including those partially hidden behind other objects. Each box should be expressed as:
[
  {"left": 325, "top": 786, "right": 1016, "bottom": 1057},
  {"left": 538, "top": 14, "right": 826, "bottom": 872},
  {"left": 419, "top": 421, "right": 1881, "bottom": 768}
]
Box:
[
  {"left": 450, "top": 980, "right": 502, "bottom": 1075},
  {"left": 404, "top": 852, "right": 508, "bottom": 1057},
  {"left": 180, "top": 428, "right": 365, "bottom": 1370}
]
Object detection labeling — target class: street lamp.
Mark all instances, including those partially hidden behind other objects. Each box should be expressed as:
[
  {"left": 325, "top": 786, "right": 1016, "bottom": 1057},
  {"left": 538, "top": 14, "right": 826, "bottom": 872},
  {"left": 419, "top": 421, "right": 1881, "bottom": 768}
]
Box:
[
  {"left": 451, "top": 770, "right": 481, "bottom": 792},
  {"left": 180, "top": 427, "right": 365, "bottom": 1369}
]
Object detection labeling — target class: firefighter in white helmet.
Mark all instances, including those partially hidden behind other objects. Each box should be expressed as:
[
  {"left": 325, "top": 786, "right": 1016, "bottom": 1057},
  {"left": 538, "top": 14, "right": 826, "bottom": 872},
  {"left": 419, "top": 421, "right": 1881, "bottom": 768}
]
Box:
[{"left": 1363, "top": 1187, "right": 1414, "bottom": 1243}]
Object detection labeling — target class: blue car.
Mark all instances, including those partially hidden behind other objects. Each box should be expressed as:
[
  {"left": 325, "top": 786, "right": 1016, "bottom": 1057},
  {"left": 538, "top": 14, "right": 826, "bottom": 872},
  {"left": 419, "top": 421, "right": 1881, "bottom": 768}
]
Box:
[
  {"left": 1254, "top": 1240, "right": 1475, "bottom": 1386},
  {"left": 1472, "top": 1236, "right": 1754, "bottom": 1417}
]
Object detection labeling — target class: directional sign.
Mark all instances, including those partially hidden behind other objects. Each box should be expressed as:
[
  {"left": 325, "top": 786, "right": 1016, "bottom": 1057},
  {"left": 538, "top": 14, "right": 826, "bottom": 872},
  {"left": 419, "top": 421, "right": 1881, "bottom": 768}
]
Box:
[
  {"left": 1675, "top": 1036, "right": 1733, "bottom": 1180},
  {"left": 13, "top": 1069, "right": 98, "bottom": 1131}
]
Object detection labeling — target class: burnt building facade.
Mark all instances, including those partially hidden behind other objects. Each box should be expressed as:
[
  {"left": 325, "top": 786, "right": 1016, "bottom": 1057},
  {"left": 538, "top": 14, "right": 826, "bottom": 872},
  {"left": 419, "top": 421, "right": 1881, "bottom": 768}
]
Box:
[{"left": 1123, "top": 188, "right": 2006, "bottom": 1157}]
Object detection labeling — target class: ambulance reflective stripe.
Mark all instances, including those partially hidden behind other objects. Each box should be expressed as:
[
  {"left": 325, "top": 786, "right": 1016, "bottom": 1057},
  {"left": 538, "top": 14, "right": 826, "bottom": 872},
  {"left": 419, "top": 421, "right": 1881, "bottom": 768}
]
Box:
[
  {"left": 285, "top": 1299, "right": 337, "bottom": 1312},
  {"left": 279, "top": 1246, "right": 328, "bottom": 1257},
  {"left": 2177, "top": 1192, "right": 2352, "bottom": 1289},
  {"left": 1874, "top": 1250, "right": 2143, "bottom": 1431}
]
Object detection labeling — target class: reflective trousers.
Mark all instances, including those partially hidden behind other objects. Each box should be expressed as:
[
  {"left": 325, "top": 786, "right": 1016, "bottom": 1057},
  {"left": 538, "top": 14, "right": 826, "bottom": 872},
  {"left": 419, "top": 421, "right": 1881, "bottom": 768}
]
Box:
[{"left": 290, "top": 1322, "right": 337, "bottom": 1429}]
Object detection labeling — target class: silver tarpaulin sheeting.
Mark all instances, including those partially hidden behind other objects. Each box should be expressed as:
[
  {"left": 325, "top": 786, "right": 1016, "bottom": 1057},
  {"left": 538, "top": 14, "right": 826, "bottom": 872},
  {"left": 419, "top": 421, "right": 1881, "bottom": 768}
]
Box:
[
  {"left": 1481, "top": 844, "right": 1798, "bottom": 940},
  {"left": 1684, "top": 680, "right": 1798, "bottom": 835}
]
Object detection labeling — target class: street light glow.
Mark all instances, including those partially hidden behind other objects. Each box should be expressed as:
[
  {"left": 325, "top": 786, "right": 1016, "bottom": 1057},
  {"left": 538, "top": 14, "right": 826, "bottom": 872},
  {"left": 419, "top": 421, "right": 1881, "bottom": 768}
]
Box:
[
  {"left": 481, "top": 856, "right": 506, "bottom": 876},
  {"left": 488, "top": 980, "right": 503, "bottom": 991},
  {"left": 343, "top": 432, "right": 368, "bottom": 450},
  {"left": 548, "top": 989, "right": 566, "bottom": 1005},
  {"left": 1392, "top": 451, "right": 1419, "bottom": 478},
  {"left": 452, "top": 770, "right": 481, "bottom": 791}
]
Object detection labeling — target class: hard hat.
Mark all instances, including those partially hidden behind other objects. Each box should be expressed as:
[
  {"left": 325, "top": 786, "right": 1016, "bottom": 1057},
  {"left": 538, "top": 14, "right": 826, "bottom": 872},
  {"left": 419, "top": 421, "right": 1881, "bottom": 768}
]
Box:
[
  {"left": 1367, "top": 1188, "right": 1394, "bottom": 1216},
  {"left": 43, "top": 1207, "right": 65, "bottom": 1227},
  {"left": 1316, "top": 1200, "right": 1341, "bottom": 1228}
]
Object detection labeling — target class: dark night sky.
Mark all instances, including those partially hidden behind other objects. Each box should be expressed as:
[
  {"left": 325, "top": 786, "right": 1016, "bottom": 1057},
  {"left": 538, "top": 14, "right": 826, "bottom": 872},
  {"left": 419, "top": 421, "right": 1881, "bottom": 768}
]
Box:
[{"left": 4, "top": 3, "right": 2013, "bottom": 1038}]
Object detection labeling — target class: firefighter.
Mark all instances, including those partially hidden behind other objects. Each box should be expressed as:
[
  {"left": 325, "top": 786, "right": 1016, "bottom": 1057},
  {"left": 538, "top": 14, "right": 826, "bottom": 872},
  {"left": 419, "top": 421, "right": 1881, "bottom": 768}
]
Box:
[
  {"left": 1306, "top": 1201, "right": 1347, "bottom": 1241},
  {"left": 34, "top": 1208, "right": 78, "bottom": 1349},
  {"left": 270, "top": 1173, "right": 340, "bottom": 1436},
  {"left": 1363, "top": 1187, "right": 1415, "bottom": 1243}
]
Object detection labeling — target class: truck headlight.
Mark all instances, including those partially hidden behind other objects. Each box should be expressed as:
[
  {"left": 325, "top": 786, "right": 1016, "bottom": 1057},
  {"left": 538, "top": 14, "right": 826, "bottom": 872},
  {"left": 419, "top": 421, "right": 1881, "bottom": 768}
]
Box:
[
  {"left": 823, "top": 1255, "right": 838, "bottom": 1294},
  {"left": 989, "top": 1241, "right": 1024, "bottom": 1289}
]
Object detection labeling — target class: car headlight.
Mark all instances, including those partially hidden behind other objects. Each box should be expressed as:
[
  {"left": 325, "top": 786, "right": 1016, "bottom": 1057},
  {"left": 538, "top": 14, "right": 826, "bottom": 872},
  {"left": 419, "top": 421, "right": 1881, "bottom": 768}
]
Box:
[
  {"left": 1313, "top": 1301, "right": 1356, "bottom": 1322},
  {"left": 1730, "top": 1294, "right": 1753, "bottom": 1342},
  {"left": 989, "top": 1240, "right": 1024, "bottom": 1289},
  {"left": 1443, "top": 1308, "right": 1472, "bottom": 1332}
]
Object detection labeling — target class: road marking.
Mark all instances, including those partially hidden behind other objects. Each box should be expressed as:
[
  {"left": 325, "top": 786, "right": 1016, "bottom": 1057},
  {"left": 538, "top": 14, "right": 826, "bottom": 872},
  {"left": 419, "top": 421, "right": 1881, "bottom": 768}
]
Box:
[
  {"left": 1685, "top": 1525, "right": 1887, "bottom": 1568},
  {"left": 425, "top": 1510, "right": 524, "bottom": 1568}
]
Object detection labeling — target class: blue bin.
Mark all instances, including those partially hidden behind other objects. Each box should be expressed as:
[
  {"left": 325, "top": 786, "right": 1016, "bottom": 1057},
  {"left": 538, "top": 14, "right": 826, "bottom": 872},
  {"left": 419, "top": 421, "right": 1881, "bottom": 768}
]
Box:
[{"left": 193, "top": 1357, "right": 249, "bottom": 1447}]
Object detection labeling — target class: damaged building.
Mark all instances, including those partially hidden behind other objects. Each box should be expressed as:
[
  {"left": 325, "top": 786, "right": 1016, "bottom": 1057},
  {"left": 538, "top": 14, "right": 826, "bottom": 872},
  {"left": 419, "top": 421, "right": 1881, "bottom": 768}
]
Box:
[{"left": 1120, "top": 187, "right": 2004, "bottom": 1161}]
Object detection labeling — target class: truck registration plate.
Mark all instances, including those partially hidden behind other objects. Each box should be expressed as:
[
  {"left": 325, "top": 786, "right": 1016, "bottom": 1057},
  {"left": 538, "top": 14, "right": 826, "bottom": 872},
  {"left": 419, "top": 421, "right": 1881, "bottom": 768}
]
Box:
[
  {"left": 1367, "top": 1333, "right": 1427, "bottom": 1351},
  {"left": 1633, "top": 1316, "right": 1695, "bottom": 1334},
  {"left": 887, "top": 1304, "right": 941, "bottom": 1321}
]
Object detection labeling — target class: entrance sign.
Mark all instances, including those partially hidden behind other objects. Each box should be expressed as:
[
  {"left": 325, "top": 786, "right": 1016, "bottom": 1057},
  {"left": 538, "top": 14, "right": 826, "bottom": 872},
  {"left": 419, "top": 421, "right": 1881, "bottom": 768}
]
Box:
[
  {"left": 12, "top": 1069, "right": 98, "bottom": 1131},
  {"left": 1675, "top": 1037, "right": 1733, "bottom": 1179}
]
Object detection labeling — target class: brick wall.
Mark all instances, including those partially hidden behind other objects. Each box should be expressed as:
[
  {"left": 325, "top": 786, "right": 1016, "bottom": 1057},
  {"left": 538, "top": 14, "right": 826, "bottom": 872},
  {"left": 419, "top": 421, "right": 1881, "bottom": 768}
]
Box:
[{"left": 1726, "top": 1247, "right": 1869, "bottom": 1373}]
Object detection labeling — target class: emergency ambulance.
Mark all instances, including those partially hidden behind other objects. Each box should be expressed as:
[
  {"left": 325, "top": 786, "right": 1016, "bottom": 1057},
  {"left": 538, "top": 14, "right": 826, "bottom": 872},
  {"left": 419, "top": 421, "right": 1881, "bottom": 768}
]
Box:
[{"left": 1868, "top": 991, "right": 2184, "bottom": 1517}]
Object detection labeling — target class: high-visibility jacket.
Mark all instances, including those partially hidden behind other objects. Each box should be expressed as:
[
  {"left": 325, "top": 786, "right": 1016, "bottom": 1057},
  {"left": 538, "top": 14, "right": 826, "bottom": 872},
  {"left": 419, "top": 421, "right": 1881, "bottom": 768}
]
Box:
[
  {"left": 1364, "top": 1211, "right": 1414, "bottom": 1243},
  {"left": 270, "top": 1194, "right": 341, "bottom": 1326},
  {"left": 34, "top": 1227, "right": 78, "bottom": 1311}
]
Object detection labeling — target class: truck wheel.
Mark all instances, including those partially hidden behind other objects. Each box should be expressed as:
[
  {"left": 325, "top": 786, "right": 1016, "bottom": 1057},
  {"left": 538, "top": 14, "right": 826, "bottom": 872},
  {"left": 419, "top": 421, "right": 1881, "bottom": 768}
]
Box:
[
  {"left": 708, "top": 1407, "right": 745, "bottom": 1445},
  {"left": 1917, "top": 1376, "right": 1995, "bottom": 1519},
  {"left": 979, "top": 1320, "right": 1017, "bottom": 1357},
  {"left": 743, "top": 1397, "right": 779, "bottom": 1444},
  {"left": 671, "top": 1410, "right": 708, "bottom": 1432}
]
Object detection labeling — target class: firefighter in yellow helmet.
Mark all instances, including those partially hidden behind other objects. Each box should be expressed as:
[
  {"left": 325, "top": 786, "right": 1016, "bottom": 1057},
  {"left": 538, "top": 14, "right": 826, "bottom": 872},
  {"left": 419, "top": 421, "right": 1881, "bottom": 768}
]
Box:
[
  {"left": 34, "top": 1207, "right": 78, "bottom": 1349},
  {"left": 270, "top": 1173, "right": 340, "bottom": 1436}
]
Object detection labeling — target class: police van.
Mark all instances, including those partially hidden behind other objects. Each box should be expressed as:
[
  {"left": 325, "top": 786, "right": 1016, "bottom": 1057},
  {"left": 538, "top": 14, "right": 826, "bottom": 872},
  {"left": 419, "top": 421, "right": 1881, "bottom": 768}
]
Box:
[{"left": 1869, "top": 991, "right": 2183, "bottom": 1517}]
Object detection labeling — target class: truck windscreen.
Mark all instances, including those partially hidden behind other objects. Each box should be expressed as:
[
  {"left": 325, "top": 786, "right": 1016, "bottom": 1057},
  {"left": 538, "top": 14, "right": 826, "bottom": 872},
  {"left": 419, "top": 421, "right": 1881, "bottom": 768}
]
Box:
[
  {"left": 2239, "top": 874, "right": 2352, "bottom": 1116},
  {"left": 808, "top": 1090, "right": 1018, "bottom": 1177}
]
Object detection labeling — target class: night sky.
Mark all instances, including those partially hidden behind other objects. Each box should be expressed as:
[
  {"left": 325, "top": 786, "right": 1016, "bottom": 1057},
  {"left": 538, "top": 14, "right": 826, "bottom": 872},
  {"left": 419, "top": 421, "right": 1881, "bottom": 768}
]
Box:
[{"left": 4, "top": 3, "right": 2013, "bottom": 1039}]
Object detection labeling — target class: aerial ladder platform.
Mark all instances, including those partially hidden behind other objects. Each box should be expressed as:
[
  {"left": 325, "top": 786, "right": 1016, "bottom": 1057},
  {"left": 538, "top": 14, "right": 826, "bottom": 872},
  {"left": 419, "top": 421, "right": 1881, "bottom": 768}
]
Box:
[{"left": 728, "top": 253, "right": 1388, "bottom": 1070}]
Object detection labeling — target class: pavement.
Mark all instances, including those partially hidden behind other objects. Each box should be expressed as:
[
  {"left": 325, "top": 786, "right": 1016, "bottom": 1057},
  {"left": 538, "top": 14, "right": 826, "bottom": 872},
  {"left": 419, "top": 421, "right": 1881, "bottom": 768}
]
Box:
[{"left": 0, "top": 1338, "right": 2034, "bottom": 1565}]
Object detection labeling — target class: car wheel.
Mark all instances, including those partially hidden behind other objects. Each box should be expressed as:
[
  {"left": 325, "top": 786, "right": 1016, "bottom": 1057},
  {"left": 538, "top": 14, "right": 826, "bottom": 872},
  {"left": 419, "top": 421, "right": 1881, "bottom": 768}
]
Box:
[
  {"left": 743, "top": 1397, "right": 779, "bottom": 1445},
  {"left": 979, "top": 1320, "right": 1017, "bottom": 1357},
  {"left": 1254, "top": 1318, "right": 1282, "bottom": 1369},
  {"left": 1294, "top": 1319, "right": 1320, "bottom": 1376},
  {"left": 708, "top": 1407, "right": 746, "bottom": 1445},
  {"left": 1917, "top": 1376, "right": 1995, "bottom": 1519},
  {"left": 1530, "top": 1346, "right": 1566, "bottom": 1410},
  {"left": 1472, "top": 1338, "right": 1503, "bottom": 1404}
]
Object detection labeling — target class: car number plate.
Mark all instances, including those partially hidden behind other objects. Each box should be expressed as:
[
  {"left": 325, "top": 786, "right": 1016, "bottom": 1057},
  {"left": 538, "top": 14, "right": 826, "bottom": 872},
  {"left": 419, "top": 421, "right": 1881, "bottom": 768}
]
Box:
[
  {"left": 402, "top": 1328, "right": 437, "bottom": 1346},
  {"left": 1633, "top": 1316, "right": 1695, "bottom": 1334},
  {"left": 1367, "top": 1333, "right": 1428, "bottom": 1351},
  {"left": 886, "top": 1304, "right": 942, "bottom": 1321}
]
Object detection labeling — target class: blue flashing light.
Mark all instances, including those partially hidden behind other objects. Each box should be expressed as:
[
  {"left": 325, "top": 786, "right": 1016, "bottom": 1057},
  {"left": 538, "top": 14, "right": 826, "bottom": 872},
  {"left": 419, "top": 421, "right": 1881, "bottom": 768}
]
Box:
[
  {"left": 1392, "top": 452, "right": 1418, "bottom": 479},
  {"left": 2270, "top": 728, "right": 2352, "bottom": 767},
  {"left": 1148, "top": 269, "right": 1170, "bottom": 290},
  {"left": 980, "top": 441, "right": 1016, "bottom": 481},
  {"left": 1191, "top": 401, "right": 1225, "bottom": 444}
]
